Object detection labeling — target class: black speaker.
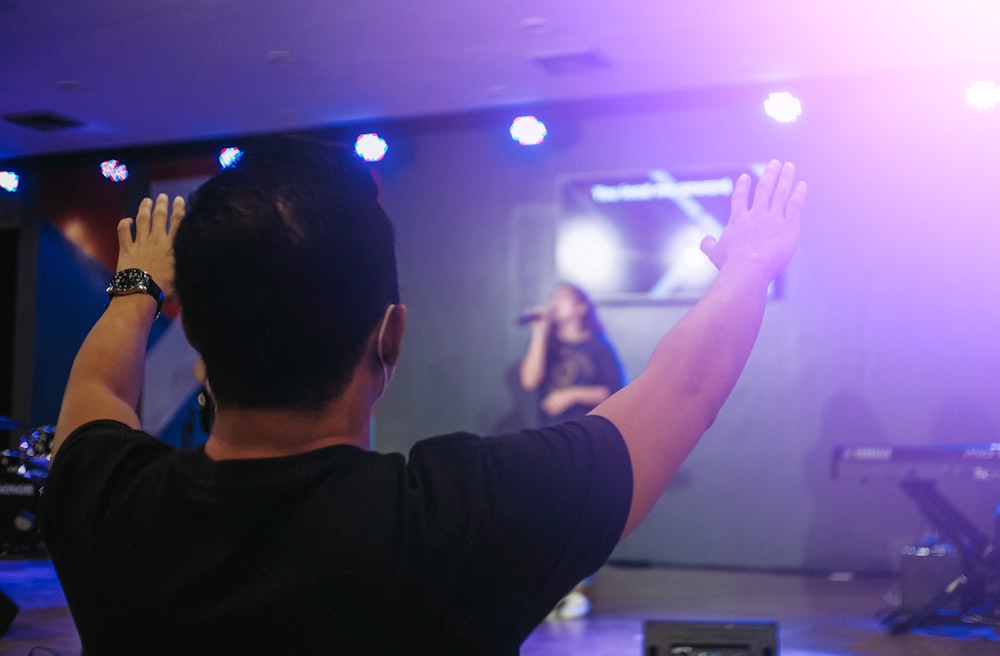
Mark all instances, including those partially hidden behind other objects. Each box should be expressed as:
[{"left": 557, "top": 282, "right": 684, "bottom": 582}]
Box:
[
  {"left": 0, "top": 588, "right": 18, "bottom": 636},
  {"left": 644, "top": 620, "right": 778, "bottom": 656}
]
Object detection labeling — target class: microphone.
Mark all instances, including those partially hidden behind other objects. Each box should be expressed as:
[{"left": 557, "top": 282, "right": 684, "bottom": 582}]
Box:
[{"left": 516, "top": 310, "right": 546, "bottom": 326}]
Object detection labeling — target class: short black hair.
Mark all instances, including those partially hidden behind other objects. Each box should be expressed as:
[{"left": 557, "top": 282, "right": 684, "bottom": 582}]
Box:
[{"left": 174, "top": 135, "right": 399, "bottom": 411}]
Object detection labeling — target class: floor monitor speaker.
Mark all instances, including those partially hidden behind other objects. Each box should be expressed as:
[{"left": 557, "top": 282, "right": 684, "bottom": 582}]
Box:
[{"left": 644, "top": 620, "right": 778, "bottom": 656}]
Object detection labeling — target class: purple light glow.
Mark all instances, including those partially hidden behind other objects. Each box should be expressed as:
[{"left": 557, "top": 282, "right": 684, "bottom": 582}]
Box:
[{"left": 556, "top": 218, "right": 623, "bottom": 290}]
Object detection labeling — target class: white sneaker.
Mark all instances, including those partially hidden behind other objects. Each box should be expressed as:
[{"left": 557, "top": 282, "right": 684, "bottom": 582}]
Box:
[{"left": 554, "top": 590, "right": 590, "bottom": 620}]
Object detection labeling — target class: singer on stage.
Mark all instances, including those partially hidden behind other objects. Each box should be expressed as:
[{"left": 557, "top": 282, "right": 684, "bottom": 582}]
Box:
[{"left": 518, "top": 283, "right": 626, "bottom": 428}]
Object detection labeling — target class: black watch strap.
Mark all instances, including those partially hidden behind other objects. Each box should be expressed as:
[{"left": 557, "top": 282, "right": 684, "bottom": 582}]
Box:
[{"left": 106, "top": 268, "right": 164, "bottom": 318}]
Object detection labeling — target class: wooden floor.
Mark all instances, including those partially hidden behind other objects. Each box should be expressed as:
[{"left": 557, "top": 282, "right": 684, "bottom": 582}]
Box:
[{"left": 0, "top": 554, "right": 997, "bottom": 655}]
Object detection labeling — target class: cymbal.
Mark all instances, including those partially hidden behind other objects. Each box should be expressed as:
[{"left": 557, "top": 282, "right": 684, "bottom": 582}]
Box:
[{"left": 0, "top": 416, "right": 22, "bottom": 430}]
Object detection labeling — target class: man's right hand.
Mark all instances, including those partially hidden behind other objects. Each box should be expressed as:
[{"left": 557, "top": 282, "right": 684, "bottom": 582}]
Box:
[{"left": 700, "top": 160, "right": 806, "bottom": 281}]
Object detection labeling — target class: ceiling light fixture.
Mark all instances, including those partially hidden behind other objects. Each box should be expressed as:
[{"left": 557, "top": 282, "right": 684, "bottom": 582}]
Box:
[
  {"left": 0, "top": 171, "right": 19, "bottom": 193},
  {"left": 763, "top": 92, "right": 802, "bottom": 123},
  {"left": 355, "top": 133, "right": 388, "bottom": 162},
  {"left": 100, "top": 159, "right": 129, "bottom": 182},
  {"left": 966, "top": 81, "right": 999, "bottom": 111},
  {"left": 510, "top": 116, "right": 547, "bottom": 145},
  {"left": 219, "top": 147, "right": 244, "bottom": 169}
]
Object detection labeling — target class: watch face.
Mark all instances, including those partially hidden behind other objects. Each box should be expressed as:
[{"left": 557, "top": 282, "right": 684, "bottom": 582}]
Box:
[
  {"left": 106, "top": 268, "right": 162, "bottom": 315},
  {"left": 111, "top": 268, "right": 148, "bottom": 293}
]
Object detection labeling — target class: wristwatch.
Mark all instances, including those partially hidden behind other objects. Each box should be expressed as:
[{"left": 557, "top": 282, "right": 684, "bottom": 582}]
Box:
[{"left": 106, "top": 268, "right": 164, "bottom": 318}]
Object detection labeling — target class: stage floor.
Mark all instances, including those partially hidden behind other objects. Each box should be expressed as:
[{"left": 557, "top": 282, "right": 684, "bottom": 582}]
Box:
[{"left": 0, "top": 556, "right": 997, "bottom": 655}]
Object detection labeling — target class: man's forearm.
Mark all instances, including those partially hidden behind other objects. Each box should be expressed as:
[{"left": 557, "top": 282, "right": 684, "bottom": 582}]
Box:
[
  {"left": 53, "top": 294, "right": 158, "bottom": 456},
  {"left": 592, "top": 258, "right": 772, "bottom": 537},
  {"left": 645, "top": 259, "right": 771, "bottom": 427}
]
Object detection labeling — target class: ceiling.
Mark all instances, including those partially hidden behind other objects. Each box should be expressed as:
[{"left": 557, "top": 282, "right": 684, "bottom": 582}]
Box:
[{"left": 2, "top": 0, "right": 999, "bottom": 160}]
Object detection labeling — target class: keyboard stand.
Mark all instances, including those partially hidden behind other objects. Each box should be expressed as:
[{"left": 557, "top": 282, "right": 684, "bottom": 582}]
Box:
[{"left": 881, "top": 478, "right": 998, "bottom": 634}]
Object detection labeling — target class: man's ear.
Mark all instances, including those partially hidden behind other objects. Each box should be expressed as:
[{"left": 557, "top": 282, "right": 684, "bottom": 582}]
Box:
[{"left": 378, "top": 304, "right": 407, "bottom": 367}]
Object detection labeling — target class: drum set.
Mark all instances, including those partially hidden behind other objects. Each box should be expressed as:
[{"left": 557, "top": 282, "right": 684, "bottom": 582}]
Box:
[{"left": 0, "top": 416, "right": 51, "bottom": 551}]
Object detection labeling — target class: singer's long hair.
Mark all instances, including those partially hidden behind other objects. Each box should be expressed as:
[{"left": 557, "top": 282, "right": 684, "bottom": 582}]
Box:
[{"left": 553, "top": 282, "right": 607, "bottom": 338}]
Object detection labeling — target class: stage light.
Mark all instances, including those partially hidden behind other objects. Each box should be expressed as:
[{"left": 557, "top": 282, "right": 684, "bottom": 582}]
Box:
[
  {"left": 763, "top": 92, "right": 802, "bottom": 123},
  {"left": 218, "top": 147, "right": 243, "bottom": 169},
  {"left": 100, "top": 159, "right": 129, "bottom": 182},
  {"left": 510, "top": 116, "right": 547, "bottom": 145},
  {"left": 0, "top": 171, "right": 18, "bottom": 193},
  {"left": 663, "top": 227, "right": 714, "bottom": 273},
  {"left": 354, "top": 133, "right": 388, "bottom": 162},
  {"left": 556, "top": 218, "right": 622, "bottom": 290},
  {"left": 966, "top": 81, "right": 1000, "bottom": 111},
  {"left": 649, "top": 226, "right": 718, "bottom": 298}
]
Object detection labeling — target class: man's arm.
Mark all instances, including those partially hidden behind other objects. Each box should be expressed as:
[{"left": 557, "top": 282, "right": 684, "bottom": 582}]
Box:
[
  {"left": 51, "top": 194, "right": 185, "bottom": 459},
  {"left": 591, "top": 160, "right": 807, "bottom": 539}
]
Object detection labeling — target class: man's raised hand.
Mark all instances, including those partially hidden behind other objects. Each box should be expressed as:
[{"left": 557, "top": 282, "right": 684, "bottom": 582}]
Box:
[
  {"left": 700, "top": 160, "right": 807, "bottom": 280},
  {"left": 115, "top": 193, "right": 185, "bottom": 298}
]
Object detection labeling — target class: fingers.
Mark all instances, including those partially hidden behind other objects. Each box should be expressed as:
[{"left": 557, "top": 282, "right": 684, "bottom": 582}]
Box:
[
  {"left": 131, "top": 194, "right": 185, "bottom": 242},
  {"left": 700, "top": 235, "right": 723, "bottom": 270},
  {"left": 746, "top": 160, "right": 801, "bottom": 216},
  {"left": 751, "top": 160, "right": 782, "bottom": 211},
  {"left": 116, "top": 218, "right": 134, "bottom": 253},
  {"left": 785, "top": 181, "right": 808, "bottom": 222},
  {"left": 134, "top": 197, "right": 153, "bottom": 238},
  {"left": 150, "top": 194, "right": 170, "bottom": 236},
  {"left": 168, "top": 196, "right": 186, "bottom": 237},
  {"left": 770, "top": 162, "right": 797, "bottom": 214},
  {"left": 729, "top": 173, "right": 751, "bottom": 221}
]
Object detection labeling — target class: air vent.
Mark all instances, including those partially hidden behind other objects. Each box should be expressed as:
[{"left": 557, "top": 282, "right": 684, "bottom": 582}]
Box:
[
  {"left": 529, "top": 48, "right": 612, "bottom": 75},
  {"left": 2, "top": 110, "right": 84, "bottom": 131}
]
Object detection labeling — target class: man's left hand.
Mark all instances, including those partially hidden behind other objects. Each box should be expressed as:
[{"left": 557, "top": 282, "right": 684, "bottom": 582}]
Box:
[{"left": 115, "top": 194, "right": 185, "bottom": 298}]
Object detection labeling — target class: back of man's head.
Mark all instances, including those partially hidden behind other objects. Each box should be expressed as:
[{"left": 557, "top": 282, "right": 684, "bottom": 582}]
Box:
[{"left": 174, "top": 135, "right": 399, "bottom": 411}]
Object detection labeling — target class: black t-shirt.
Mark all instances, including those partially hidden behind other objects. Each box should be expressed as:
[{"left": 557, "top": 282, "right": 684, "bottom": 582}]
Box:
[
  {"left": 39, "top": 415, "right": 632, "bottom": 655},
  {"left": 539, "top": 334, "right": 626, "bottom": 425}
]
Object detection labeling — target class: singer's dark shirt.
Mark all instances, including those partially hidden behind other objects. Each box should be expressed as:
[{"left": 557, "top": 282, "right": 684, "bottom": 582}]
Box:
[
  {"left": 40, "top": 416, "right": 632, "bottom": 655},
  {"left": 539, "top": 334, "right": 626, "bottom": 425}
]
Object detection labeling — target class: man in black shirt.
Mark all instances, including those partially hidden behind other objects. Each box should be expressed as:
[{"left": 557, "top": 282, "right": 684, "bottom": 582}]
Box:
[{"left": 41, "top": 137, "right": 806, "bottom": 654}]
